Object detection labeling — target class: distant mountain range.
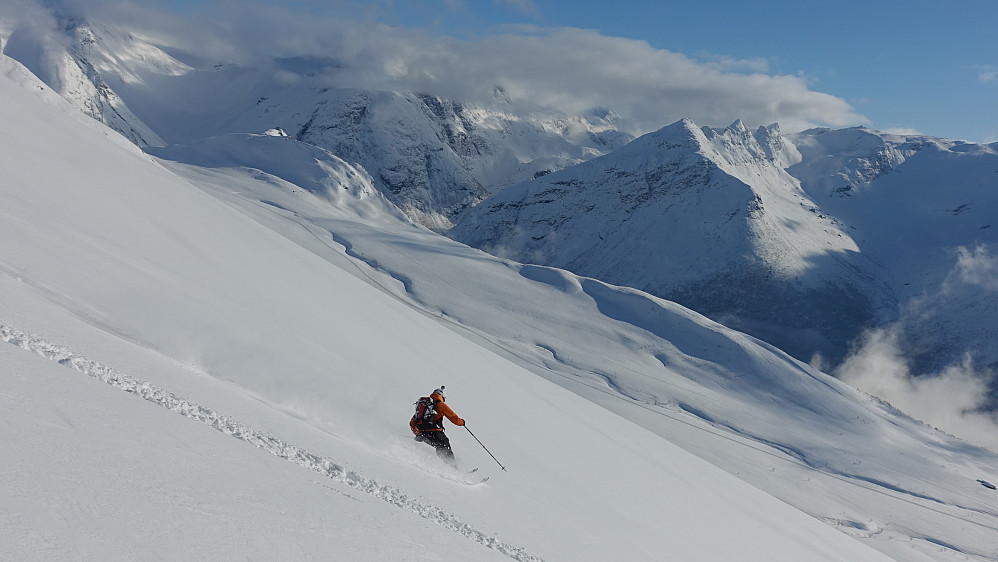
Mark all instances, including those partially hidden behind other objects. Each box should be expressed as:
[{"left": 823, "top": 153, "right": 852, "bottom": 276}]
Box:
[
  {"left": 6, "top": 18, "right": 997, "bottom": 384},
  {"left": 452, "top": 119, "right": 998, "bottom": 378},
  {"left": 2, "top": 20, "right": 630, "bottom": 229}
]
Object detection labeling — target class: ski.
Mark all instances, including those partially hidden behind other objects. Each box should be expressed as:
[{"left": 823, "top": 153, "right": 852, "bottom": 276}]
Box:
[{"left": 460, "top": 467, "right": 487, "bottom": 485}]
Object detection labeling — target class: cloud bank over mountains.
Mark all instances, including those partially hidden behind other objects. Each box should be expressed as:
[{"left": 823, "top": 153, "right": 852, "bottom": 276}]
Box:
[
  {"left": 832, "top": 243, "right": 998, "bottom": 452},
  {"left": 1, "top": 0, "right": 867, "bottom": 136},
  {"left": 835, "top": 324, "right": 998, "bottom": 453}
]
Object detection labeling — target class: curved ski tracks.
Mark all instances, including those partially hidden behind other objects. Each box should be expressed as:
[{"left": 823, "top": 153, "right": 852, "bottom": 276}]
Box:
[{"left": 0, "top": 323, "right": 542, "bottom": 562}]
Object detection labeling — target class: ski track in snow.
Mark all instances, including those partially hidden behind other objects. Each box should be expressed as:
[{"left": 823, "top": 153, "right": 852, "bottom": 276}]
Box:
[{"left": 0, "top": 323, "right": 542, "bottom": 562}]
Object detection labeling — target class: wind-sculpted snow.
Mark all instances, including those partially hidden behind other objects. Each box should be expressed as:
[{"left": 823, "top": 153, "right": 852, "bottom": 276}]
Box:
[{"left": 0, "top": 324, "right": 543, "bottom": 562}]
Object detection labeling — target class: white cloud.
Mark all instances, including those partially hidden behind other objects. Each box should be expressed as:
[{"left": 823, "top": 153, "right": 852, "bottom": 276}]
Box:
[
  {"left": 946, "top": 244, "right": 998, "bottom": 292},
  {"left": 495, "top": 0, "right": 538, "bottom": 16},
  {"left": 0, "top": 0, "right": 78, "bottom": 87},
  {"left": 698, "top": 53, "right": 771, "bottom": 74},
  {"left": 881, "top": 126, "right": 923, "bottom": 136},
  {"left": 979, "top": 66, "right": 997, "bottom": 83},
  {"left": 20, "top": 0, "right": 867, "bottom": 136},
  {"left": 830, "top": 245, "right": 998, "bottom": 453},
  {"left": 834, "top": 325, "right": 998, "bottom": 453}
]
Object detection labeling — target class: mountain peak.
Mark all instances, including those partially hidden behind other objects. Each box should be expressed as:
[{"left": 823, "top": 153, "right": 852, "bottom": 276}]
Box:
[
  {"left": 619, "top": 118, "right": 704, "bottom": 154},
  {"left": 626, "top": 118, "right": 798, "bottom": 168},
  {"left": 727, "top": 119, "right": 749, "bottom": 133},
  {"left": 493, "top": 85, "right": 512, "bottom": 103}
]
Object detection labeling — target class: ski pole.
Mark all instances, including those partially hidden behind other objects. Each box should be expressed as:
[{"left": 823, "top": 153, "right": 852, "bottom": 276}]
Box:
[{"left": 465, "top": 425, "right": 507, "bottom": 471}]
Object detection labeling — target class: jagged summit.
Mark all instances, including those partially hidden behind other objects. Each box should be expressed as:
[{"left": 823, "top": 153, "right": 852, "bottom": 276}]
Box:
[{"left": 703, "top": 120, "right": 802, "bottom": 168}]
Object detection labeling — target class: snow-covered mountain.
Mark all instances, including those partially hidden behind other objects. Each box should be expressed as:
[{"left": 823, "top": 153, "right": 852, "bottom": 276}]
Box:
[
  {"left": 450, "top": 119, "right": 897, "bottom": 366},
  {"left": 1, "top": 19, "right": 170, "bottom": 146},
  {"left": 788, "top": 127, "right": 998, "bottom": 373},
  {"left": 4, "top": 44, "right": 998, "bottom": 561},
  {"left": 2, "top": 19, "right": 630, "bottom": 230},
  {"left": 451, "top": 118, "right": 998, "bottom": 375}
]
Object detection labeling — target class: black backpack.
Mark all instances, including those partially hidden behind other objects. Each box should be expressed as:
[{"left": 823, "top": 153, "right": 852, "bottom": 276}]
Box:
[{"left": 412, "top": 396, "right": 440, "bottom": 431}]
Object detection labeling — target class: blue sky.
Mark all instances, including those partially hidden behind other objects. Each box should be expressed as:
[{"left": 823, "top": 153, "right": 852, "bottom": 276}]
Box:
[
  {"left": 387, "top": 0, "right": 998, "bottom": 142},
  {"left": 98, "top": 0, "right": 998, "bottom": 142}
]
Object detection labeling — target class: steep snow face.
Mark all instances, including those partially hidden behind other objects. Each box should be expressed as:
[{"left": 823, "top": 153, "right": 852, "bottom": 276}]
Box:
[
  {"left": 451, "top": 119, "right": 892, "bottom": 364},
  {"left": 1, "top": 21, "right": 169, "bottom": 146},
  {"left": 789, "top": 127, "right": 998, "bottom": 370},
  {"left": 788, "top": 127, "right": 998, "bottom": 282},
  {"left": 788, "top": 127, "right": 923, "bottom": 195},
  {"left": 414, "top": 94, "right": 632, "bottom": 193},
  {"left": 286, "top": 88, "right": 493, "bottom": 230},
  {"left": 71, "top": 22, "right": 192, "bottom": 85}
]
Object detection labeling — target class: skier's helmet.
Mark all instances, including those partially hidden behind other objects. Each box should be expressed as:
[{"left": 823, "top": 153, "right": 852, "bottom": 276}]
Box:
[{"left": 433, "top": 386, "right": 446, "bottom": 401}]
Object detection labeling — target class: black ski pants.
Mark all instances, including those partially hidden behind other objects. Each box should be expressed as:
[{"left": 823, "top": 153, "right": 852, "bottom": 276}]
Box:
[{"left": 419, "top": 430, "right": 454, "bottom": 460}]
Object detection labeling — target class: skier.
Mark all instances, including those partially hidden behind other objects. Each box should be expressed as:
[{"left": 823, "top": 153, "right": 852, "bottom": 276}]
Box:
[{"left": 410, "top": 386, "right": 465, "bottom": 460}]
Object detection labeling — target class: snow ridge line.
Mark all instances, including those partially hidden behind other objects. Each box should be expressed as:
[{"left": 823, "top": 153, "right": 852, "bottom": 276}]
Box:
[{"left": 0, "top": 324, "right": 543, "bottom": 562}]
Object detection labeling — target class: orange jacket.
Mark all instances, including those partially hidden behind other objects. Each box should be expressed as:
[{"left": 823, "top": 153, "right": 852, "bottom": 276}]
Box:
[{"left": 410, "top": 391, "right": 465, "bottom": 434}]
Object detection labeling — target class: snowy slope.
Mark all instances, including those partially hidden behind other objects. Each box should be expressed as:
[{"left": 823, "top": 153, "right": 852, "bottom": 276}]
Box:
[
  {"left": 152, "top": 127, "right": 997, "bottom": 562},
  {"left": 450, "top": 118, "right": 896, "bottom": 365},
  {"left": 4, "top": 52, "right": 998, "bottom": 561},
  {"left": 0, "top": 340, "right": 514, "bottom": 561},
  {"left": 0, "top": 55, "right": 921, "bottom": 562}
]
